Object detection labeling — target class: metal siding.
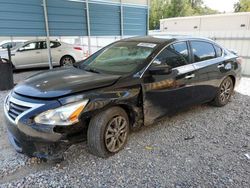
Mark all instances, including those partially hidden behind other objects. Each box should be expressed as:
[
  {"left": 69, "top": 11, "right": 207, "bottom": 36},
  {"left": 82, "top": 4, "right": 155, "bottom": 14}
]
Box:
[
  {"left": 0, "top": 0, "right": 148, "bottom": 37},
  {"left": 0, "top": 0, "right": 45, "bottom": 36},
  {"left": 47, "top": 0, "right": 87, "bottom": 36},
  {"left": 123, "top": 6, "right": 147, "bottom": 35},
  {"left": 89, "top": 3, "right": 120, "bottom": 36}
]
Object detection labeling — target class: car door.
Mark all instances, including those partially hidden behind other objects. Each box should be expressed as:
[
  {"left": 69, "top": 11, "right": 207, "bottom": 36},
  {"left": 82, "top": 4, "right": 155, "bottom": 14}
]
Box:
[
  {"left": 12, "top": 42, "right": 42, "bottom": 68},
  {"left": 189, "top": 40, "right": 225, "bottom": 103},
  {"left": 40, "top": 41, "right": 61, "bottom": 66},
  {"left": 142, "top": 41, "right": 196, "bottom": 125}
]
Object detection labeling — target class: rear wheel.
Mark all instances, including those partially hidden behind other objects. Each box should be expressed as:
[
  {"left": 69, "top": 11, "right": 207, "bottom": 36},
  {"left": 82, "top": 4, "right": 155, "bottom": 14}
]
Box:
[
  {"left": 211, "top": 77, "right": 234, "bottom": 107},
  {"left": 60, "top": 56, "right": 75, "bottom": 67},
  {"left": 87, "top": 107, "right": 129, "bottom": 158}
]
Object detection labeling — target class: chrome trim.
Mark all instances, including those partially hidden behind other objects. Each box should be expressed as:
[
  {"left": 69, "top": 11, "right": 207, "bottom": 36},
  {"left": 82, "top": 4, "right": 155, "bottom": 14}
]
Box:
[
  {"left": 185, "top": 74, "right": 195, "bottom": 79},
  {"left": 139, "top": 39, "right": 226, "bottom": 78},
  {"left": 217, "top": 64, "right": 225, "bottom": 68},
  {"left": 4, "top": 93, "right": 44, "bottom": 125},
  {"left": 173, "top": 64, "right": 195, "bottom": 75}
]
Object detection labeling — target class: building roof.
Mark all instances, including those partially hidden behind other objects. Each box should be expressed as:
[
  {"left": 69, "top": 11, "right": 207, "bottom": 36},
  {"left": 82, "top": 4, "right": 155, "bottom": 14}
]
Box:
[{"left": 160, "top": 12, "right": 250, "bottom": 22}]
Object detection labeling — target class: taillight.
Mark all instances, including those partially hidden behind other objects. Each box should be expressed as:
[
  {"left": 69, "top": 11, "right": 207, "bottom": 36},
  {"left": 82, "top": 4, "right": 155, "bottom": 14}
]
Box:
[
  {"left": 74, "top": 47, "right": 82, "bottom": 51},
  {"left": 236, "top": 57, "right": 243, "bottom": 64}
]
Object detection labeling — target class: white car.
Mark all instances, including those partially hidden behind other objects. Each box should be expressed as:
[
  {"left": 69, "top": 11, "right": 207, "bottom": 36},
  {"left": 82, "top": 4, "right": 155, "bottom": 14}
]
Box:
[{"left": 0, "top": 40, "right": 85, "bottom": 69}]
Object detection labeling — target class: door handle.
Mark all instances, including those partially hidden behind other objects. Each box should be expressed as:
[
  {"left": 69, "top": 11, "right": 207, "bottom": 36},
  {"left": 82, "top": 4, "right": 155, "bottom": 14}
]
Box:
[
  {"left": 217, "top": 64, "right": 224, "bottom": 68},
  {"left": 185, "top": 74, "right": 195, "bottom": 79}
]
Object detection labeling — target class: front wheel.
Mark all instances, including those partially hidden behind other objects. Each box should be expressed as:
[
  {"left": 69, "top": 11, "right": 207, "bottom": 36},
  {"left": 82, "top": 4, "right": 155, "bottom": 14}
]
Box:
[
  {"left": 87, "top": 107, "right": 129, "bottom": 158},
  {"left": 211, "top": 77, "right": 234, "bottom": 107}
]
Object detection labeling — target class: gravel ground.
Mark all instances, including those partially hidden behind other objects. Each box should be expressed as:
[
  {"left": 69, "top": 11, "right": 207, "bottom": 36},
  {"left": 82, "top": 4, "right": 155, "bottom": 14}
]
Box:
[{"left": 0, "top": 71, "right": 249, "bottom": 188}]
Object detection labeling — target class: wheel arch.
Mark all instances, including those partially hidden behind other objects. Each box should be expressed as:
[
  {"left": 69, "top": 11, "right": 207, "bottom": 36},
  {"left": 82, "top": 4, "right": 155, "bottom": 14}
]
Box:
[
  {"left": 228, "top": 75, "right": 236, "bottom": 88},
  {"left": 59, "top": 55, "right": 75, "bottom": 65}
]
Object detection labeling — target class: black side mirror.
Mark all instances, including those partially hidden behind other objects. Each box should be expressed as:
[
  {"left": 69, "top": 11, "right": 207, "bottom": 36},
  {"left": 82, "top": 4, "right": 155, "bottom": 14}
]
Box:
[{"left": 149, "top": 64, "right": 172, "bottom": 75}]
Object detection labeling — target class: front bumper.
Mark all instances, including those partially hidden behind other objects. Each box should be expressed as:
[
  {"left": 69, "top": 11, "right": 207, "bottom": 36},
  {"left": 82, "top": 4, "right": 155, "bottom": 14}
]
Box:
[{"left": 4, "top": 93, "right": 85, "bottom": 159}]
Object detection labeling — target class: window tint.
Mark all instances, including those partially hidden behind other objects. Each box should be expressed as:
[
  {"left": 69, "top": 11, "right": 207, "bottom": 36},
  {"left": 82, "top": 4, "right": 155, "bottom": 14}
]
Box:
[
  {"left": 191, "top": 41, "right": 216, "bottom": 62},
  {"left": 21, "top": 42, "right": 37, "bottom": 51},
  {"left": 214, "top": 45, "right": 223, "bottom": 57},
  {"left": 40, "top": 41, "right": 61, "bottom": 49},
  {"left": 170, "top": 42, "right": 189, "bottom": 63},
  {"left": 152, "top": 43, "right": 188, "bottom": 68}
]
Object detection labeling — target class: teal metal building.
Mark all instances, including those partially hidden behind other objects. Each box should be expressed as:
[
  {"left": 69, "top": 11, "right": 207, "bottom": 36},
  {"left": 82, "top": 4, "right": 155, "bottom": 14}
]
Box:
[{"left": 0, "top": 0, "right": 149, "bottom": 37}]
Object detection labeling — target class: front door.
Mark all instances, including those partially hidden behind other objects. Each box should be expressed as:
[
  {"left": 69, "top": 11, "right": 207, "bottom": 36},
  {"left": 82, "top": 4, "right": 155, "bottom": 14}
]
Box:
[
  {"left": 13, "top": 41, "right": 42, "bottom": 68},
  {"left": 142, "top": 41, "right": 196, "bottom": 125}
]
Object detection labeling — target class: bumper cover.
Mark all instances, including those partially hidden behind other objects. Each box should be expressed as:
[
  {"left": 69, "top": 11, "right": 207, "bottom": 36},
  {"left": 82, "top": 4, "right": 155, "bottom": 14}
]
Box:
[
  {"left": 3, "top": 94, "right": 75, "bottom": 159},
  {"left": 5, "top": 115, "right": 69, "bottom": 159}
]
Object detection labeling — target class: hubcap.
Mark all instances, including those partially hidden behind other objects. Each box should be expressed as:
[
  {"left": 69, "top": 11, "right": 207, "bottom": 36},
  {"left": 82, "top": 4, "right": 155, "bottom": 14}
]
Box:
[
  {"left": 62, "top": 57, "right": 73, "bottom": 66},
  {"left": 105, "top": 116, "right": 128, "bottom": 153},
  {"left": 220, "top": 80, "right": 232, "bottom": 102}
]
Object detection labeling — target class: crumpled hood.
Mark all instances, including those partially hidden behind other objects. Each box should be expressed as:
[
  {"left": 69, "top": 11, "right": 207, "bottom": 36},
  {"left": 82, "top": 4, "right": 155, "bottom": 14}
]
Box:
[{"left": 14, "top": 67, "right": 120, "bottom": 99}]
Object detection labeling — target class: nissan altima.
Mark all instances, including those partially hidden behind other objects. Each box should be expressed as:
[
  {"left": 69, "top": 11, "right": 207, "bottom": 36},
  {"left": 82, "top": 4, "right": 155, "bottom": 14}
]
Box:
[{"left": 4, "top": 36, "right": 241, "bottom": 160}]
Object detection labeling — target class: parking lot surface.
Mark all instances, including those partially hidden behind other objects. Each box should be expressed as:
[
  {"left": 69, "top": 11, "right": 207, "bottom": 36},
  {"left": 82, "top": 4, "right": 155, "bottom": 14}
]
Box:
[{"left": 0, "top": 70, "right": 249, "bottom": 187}]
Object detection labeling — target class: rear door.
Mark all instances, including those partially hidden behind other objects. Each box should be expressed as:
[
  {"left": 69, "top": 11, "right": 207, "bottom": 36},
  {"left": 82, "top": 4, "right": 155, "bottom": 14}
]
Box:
[
  {"left": 189, "top": 40, "right": 226, "bottom": 103},
  {"left": 12, "top": 42, "right": 42, "bottom": 68},
  {"left": 40, "top": 41, "right": 61, "bottom": 66},
  {"left": 142, "top": 41, "right": 196, "bottom": 125}
]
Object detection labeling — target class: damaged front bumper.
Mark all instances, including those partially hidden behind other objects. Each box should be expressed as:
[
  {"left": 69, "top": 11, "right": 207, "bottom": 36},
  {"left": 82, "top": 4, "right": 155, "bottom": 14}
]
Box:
[{"left": 4, "top": 93, "right": 86, "bottom": 160}]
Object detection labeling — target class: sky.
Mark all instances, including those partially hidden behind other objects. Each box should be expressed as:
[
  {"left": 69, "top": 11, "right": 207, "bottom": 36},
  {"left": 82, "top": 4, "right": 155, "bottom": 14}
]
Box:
[{"left": 203, "top": 0, "right": 239, "bottom": 12}]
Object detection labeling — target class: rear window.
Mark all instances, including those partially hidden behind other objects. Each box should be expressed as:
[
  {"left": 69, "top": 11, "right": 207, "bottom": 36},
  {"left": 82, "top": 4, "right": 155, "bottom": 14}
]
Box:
[{"left": 191, "top": 41, "right": 216, "bottom": 62}]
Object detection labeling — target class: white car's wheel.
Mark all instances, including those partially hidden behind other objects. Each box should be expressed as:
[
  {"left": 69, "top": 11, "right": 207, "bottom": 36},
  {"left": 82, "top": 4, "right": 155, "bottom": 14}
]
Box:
[{"left": 60, "top": 56, "right": 75, "bottom": 67}]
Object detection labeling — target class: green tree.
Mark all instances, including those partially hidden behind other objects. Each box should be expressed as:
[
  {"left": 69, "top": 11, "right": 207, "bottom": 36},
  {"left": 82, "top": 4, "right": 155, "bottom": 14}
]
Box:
[
  {"left": 149, "top": 0, "right": 169, "bottom": 30},
  {"left": 234, "top": 0, "right": 250, "bottom": 12}
]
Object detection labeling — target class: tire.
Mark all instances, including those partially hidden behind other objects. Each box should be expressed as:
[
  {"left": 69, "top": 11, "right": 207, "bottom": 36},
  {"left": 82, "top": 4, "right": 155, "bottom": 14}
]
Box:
[
  {"left": 87, "top": 107, "right": 129, "bottom": 158},
  {"left": 211, "top": 77, "right": 234, "bottom": 107},
  {"left": 60, "top": 56, "right": 75, "bottom": 67}
]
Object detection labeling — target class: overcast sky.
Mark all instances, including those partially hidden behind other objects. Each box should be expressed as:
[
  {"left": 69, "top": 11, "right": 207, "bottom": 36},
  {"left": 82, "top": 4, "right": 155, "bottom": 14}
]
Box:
[{"left": 203, "top": 0, "right": 239, "bottom": 12}]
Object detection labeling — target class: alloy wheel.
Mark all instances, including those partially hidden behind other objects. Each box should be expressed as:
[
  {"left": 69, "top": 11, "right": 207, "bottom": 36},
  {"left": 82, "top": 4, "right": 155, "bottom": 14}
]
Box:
[
  {"left": 219, "top": 79, "right": 232, "bottom": 102},
  {"left": 62, "top": 57, "right": 73, "bottom": 66},
  {"left": 105, "top": 116, "right": 128, "bottom": 153}
]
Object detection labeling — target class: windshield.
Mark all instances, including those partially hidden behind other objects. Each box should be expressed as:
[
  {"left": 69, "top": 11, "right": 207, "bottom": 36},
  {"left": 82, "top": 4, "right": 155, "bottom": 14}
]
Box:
[{"left": 80, "top": 41, "right": 157, "bottom": 74}]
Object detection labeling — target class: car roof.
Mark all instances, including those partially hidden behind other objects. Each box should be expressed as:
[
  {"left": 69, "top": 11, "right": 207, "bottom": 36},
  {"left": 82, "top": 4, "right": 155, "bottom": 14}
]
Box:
[
  {"left": 121, "top": 35, "right": 215, "bottom": 45},
  {"left": 23, "top": 39, "right": 60, "bottom": 43}
]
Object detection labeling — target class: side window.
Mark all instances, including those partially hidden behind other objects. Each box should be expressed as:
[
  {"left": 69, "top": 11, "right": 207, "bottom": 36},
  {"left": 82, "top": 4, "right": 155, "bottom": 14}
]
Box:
[
  {"left": 40, "top": 41, "right": 61, "bottom": 49},
  {"left": 152, "top": 42, "right": 189, "bottom": 69},
  {"left": 170, "top": 42, "right": 190, "bottom": 63},
  {"left": 191, "top": 41, "right": 216, "bottom": 62},
  {"left": 21, "top": 42, "right": 37, "bottom": 51},
  {"left": 214, "top": 45, "right": 223, "bottom": 57},
  {"left": 50, "top": 42, "right": 61, "bottom": 48}
]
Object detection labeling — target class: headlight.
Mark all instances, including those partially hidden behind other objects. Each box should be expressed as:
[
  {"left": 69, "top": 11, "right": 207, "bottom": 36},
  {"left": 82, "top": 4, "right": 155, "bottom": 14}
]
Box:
[{"left": 34, "top": 100, "right": 88, "bottom": 126}]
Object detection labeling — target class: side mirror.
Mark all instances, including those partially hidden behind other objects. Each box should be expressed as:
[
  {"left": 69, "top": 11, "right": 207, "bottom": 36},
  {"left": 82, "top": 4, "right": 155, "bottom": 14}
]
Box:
[{"left": 149, "top": 64, "right": 172, "bottom": 75}]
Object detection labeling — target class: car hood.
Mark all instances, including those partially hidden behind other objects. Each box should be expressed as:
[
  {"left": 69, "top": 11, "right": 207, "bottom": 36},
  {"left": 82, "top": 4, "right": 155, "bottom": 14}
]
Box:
[{"left": 14, "top": 67, "right": 120, "bottom": 99}]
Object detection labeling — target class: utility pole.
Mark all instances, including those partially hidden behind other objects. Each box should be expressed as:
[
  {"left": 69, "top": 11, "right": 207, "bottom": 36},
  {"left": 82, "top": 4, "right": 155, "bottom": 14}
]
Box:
[{"left": 42, "top": 0, "right": 53, "bottom": 69}]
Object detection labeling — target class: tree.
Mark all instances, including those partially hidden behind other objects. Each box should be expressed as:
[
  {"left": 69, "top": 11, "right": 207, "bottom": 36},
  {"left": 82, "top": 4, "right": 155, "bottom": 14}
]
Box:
[
  {"left": 149, "top": 0, "right": 169, "bottom": 30},
  {"left": 234, "top": 0, "right": 250, "bottom": 12}
]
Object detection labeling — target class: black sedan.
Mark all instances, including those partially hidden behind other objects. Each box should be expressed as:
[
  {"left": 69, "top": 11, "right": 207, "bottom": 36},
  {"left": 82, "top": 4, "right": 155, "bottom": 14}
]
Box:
[{"left": 4, "top": 36, "right": 241, "bottom": 159}]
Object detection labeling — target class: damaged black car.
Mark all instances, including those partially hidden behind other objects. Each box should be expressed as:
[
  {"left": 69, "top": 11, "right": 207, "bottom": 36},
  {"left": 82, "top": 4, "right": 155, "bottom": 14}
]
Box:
[{"left": 4, "top": 36, "right": 241, "bottom": 159}]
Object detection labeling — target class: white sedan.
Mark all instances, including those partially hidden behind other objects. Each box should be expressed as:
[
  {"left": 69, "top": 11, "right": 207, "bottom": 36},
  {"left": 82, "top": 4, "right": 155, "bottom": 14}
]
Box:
[{"left": 0, "top": 40, "right": 85, "bottom": 69}]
